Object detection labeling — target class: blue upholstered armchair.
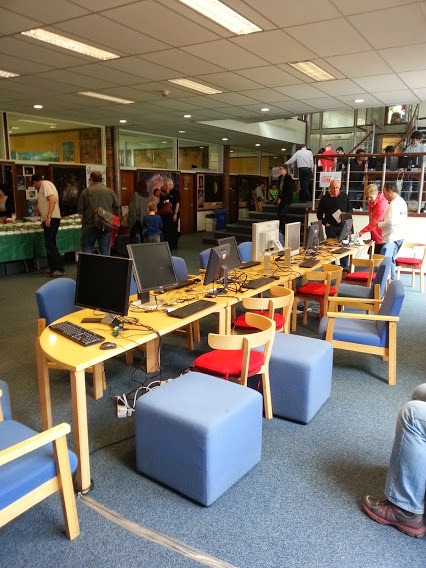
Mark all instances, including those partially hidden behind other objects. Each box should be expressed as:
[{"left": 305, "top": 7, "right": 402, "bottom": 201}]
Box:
[
  {"left": 237, "top": 241, "right": 252, "bottom": 262},
  {"left": 0, "top": 380, "right": 79, "bottom": 540},
  {"left": 319, "top": 279, "right": 405, "bottom": 385}
]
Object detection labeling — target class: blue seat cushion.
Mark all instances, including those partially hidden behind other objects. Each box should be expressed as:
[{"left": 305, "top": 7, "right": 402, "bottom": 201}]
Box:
[
  {"left": 319, "top": 317, "right": 381, "bottom": 346},
  {"left": 0, "top": 420, "right": 78, "bottom": 510},
  {"left": 338, "top": 283, "right": 372, "bottom": 299}
]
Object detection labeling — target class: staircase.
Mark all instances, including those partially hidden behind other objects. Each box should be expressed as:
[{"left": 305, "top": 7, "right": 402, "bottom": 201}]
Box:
[{"left": 202, "top": 202, "right": 307, "bottom": 245}]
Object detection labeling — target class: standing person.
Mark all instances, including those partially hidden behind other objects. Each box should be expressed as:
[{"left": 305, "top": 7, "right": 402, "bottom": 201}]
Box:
[
  {"left": 348, "top": 149, "right": 366, "bottom": 207},
  {"left": 377, "top": 181, "right": 407, "bottom": 280},
  {"left": 358, "top": 184, "right": 388, "bottom": 254},
  {"left": 78, "top": 171, "right": 119, "bottom": 256},
  {"left": 157, "top": 183, "right": 174, "bottom": 246},
  {"left": 32, "top": 174, "right": 64, "bottom": 277},
  {"left": 384, "top": 145, "right": 399, "bottom": 172},
  {"left": 254, "top": 181, "right": 265, "bottom": 211},
  {"left": 362, "top": 383, "right": 426, "bottom": 538},
  {"left": 128, "top": 178, "right": 150, "bottom": 243},
  {"left": 316, "top": 179, "right": 353, "bottom": 269},
  {"left": 321, "top": 143, "right": 336, "bottom": 172},
  {"left": 0, "top": 184, "right": 14, "bottom": 218},
  {"left": 335, "top": 147, "right": 348, "bottom": 173},
  {"left": 167, "top": 177, "right": 180, "bottom": 250},
  {"left": 403, "top": 130, "right": 426, "bottom": 202},
  {"left": 142, "top": 201, "right": 162, "bottom": 243},
  {"left": 285, "top": 144, "right": 313, "bottom": 202},
  {"left": 276, "top": 164, "right": 294, "bottom": 233}
]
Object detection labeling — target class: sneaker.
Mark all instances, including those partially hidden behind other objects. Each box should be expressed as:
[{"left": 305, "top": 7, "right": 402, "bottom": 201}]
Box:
[
  {"left": 50, "top": 270, "right": 66, "bottom": 278},
  {"left": 362, "top": 495, "right": 425, "bottom": 538}
]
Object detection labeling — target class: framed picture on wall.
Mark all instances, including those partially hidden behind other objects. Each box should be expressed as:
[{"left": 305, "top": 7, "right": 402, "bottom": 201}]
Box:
[
  {"left": 23, "top": 166, "right": 35, "bottom": 176},
  {"left": 197, "top": 174, "right": 204, "bottom": 209},
  {"left": 26, "top": 188, "right": 37, "bottom": 200},
  {"left": 17, "top": 175, "right": 26, "bottom": 191}
]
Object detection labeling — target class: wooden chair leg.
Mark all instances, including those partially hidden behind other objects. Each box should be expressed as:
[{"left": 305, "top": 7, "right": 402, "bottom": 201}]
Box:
[
  {"left": 54, "top": 435, "right": 80, "bottom": 540},
  {"left": 261, "top": 371, "right": 273, "bottom": 420},
  {"left": 388, "top": 322, "right": 397, "bottom": 386},
  {"left": 421, "top": 270, "right": 424, "bottom": 293},
  {"left": 302, "top": 302, "right": 308, "bottom": 325},
  {"left": 193, "top": 320, "right": 201, "bottom": 342},
  {"left": 411, "top": 270, "right": 415, "bottom": 288},
  {"left": 291, "top": 298, "right": 297, "bottom": 332}
]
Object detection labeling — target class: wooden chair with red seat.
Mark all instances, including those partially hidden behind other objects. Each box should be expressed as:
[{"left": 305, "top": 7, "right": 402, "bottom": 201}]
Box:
[
  {"left": 193, "top": 313, "right": 276, "bottom": 419},
  {"left": 343, "top": 254, "right": 385, "bottom": 287},
  {"left": 291, "top": 264, "right": 343, "bottom": 332},
  {"left": 233, "top": 286, "right": 294, "bottom": 334},
  {"left": 396, "top": 242, "right": 426, "bottom": 293}
]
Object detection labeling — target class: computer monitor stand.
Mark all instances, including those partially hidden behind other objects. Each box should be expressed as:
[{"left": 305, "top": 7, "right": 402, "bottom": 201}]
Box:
[
  {"left": 132, "top": 290, "right": 166, "bottom": 310},
  {"left": 205, "top": 265, "right": 228, "bottom": 298}
]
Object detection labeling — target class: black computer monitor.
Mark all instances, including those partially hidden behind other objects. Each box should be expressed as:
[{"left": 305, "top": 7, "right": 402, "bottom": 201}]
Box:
[
  {"left": 305, "top": 223, "right": 320, "bottom": 253},
  {"left": 127, "top": 242, "right": 177, "bottom": 304},
  {"left": 204, "top": 243, "right": 230, "bottom": 297},
  {"left": 341, "top": 212, "right": 354, "bottom": 234},
  {"left": 339, "top": 219, "right": 353, "bottom": 243},
  {"left": 75, "top": 253, "right": 132, "bottom": 322},
  {"left": 217, "top": 236, "right": 242, "bottom": 270}
]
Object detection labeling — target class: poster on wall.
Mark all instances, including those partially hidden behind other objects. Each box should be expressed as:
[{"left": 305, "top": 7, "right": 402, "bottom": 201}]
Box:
[
  {"left": 52, "top": 165, "right": 87, "bottom": 216},
  {"left": 62, "top": 141, "right": 74, "bottom": 162},
  {"left": 137, "top": 170, "right": 179, "bottom": 200},
  {"left": 86, "top": 164, "right": 106, "bottom": 187},
  {"left": 204, "top": 174, "right": 223, "bottom": 205},
  {"left": 23, "top": 166, "right": 35, "bottom": 176},
  {"left": 319, "top": 171, "right": 341, "bottom": 188},
  {"left": 197, "top": 174, "right": 204, "bottom": 209},
  {"left": 17, "top": 175, "right": 26, "bottom": 191}
]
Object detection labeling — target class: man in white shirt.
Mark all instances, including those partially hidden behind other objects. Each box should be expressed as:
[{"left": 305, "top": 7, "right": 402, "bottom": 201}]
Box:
[
  {"left": 286, "top": 144, "right": 314, "bottom": 202},
  {"left": 32, "top": 174, "right": 64, "bottom": 277},
  {"left": 403, "top": 130, "right": 425, "bottom": 202},
  {"left": 377, "top": 181, "right": 407, "bottom": 280}
]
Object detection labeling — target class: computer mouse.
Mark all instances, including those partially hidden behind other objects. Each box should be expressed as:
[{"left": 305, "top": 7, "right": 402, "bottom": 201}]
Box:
[
  {"left": 100, "top": 342, "right": 117, "bottom": 350},
  {"left": 270, "top": 275, "right": 281, "bottom": 280}
]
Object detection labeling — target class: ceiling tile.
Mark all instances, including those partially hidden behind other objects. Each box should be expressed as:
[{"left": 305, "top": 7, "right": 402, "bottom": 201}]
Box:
[
  {"left": 102, "top": 0, "right": 221, "bottom": 47},
  {"left": 286, "top": 18, "right": 371, "bottom": 57},
  {"left": 335, "top": 93, "right": 384, "bottom": 107},
  {"left": 0, "top": 7, "right": 42, "bottom": 34},
  {"left": 349, "top": 5, "right": 426, "bottom": 49},
  {"left": 5, "top": 0, "right": 89, "bottom": 23},
  {"left": 70, "top": 63, "right": 150, "bottom": 86},
  {"left": 242, "top": 89, "right": 294, "bottom": 103},
  {"left": 0, "top": 36, "right": 94, "bottom": 67},
  {"left": 374, "top": 89, "right": 420, "bottom": 105},
  {"left": 103, "top": 56, "right": 181, "bottom": 81},
  {"left": 304, "top": 97, "right": 349, "bottom": 110},
  {"left": 244, "top": 0, "right": 336, "bottom": 27},
  {"left": 150, "top": 99, "right": 204, "bottom": 112},
  {"left": 354, "top": 74, "right": 407, "bottom": 93},
  {"left": 273, "top": 101, "right": 318, "bottom": 113},
  {"left": 231, "top": 30, "right": 315, "bottom": 65},
  {"left": 237, "top": 66, "right": 302, "bottom": 88},
  {"left": 0, "top": 54, "right": 53, "bottom": 75},
  {"left": 324, "top": 52, "right": 393, "bottom": 77},
  {"left": 315, "top": 79, "right": 367, "bottom": 96},
  {"left": 379, "top": 44, "right": 426, "bottom": 73},
  {"left": 274, "top": 84, "right": 326, "bottom": 99},
  {"left": 71, "top": 0, "right": 132, "bottom": 9},
  {"left": 398, "top": 71, "right": 426, "bottom": 89},
  {"left": 142, "top": 49, "right": 224, "bottom": 76},
  {"left": 52, "top": 14, "right": 168, "bottom": 56},
  {"left": 197, "top": 72, "right": 262, "bottom": 91},
  {"left": 412, "top": 88, "right": 426, "bottom": 101},
  {"left": 207, "top": 92, "right": 259, "bottom": 106},
  {"left": 37, "top": 69, "right": 118, "bottom": 90},
  {"left": 172, "top": 95, "right": 231, "bottom": 109},
  {"left": 182, "top": 40, "right": 268, "bottom": 70},
  {"left": 332, "top": 0, "right": 413, "bottom": 16},
  {"left": 82, "top": 86, "right": 159, "bottom": 103}
]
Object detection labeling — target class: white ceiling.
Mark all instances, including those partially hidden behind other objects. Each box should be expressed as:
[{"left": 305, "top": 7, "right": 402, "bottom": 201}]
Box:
[{"left": 1, "top": 0, "right": 426, "bottom": 154}]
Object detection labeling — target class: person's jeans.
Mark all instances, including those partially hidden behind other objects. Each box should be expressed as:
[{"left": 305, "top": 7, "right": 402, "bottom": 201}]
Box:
[
  {"left": 385, "top": 392, "right": 426, "bottom": 514},
  {"left": 298, "top": 167, "right": 312, "bottom": 202},
  {"left": 43, "top": 217, "right": 64, "bottom": 272},
  {"left": 81, "top": 225, "right": 111, "bottom": 256},
  {"left": 381, "top": 239, "right": 403, "bottom": 280}
]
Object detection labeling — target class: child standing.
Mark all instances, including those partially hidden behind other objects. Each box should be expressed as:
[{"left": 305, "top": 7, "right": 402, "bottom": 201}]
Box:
[{"left": 142, "top": 201, "right": 163, "bottom": 243}]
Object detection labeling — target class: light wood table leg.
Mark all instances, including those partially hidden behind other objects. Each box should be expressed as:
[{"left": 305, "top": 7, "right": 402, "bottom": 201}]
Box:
[
  {"left": 218, "top": 307, "right": 231, "bottom": 335},
  {"left": 145, "top": 337, "right": 160, "bottom": 372},
  {"left": 36, "top": 338, "right": 52, "bottom": 430},
  {"left": 92, "top": 364, "right": 104, "bottom": 400},
  {"left": 70, "top": 369, "right": 91, "bottom": 493}
]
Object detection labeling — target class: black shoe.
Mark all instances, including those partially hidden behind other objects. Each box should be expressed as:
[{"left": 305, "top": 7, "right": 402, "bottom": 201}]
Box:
[{"left": 363, "top": 495, "right": 425, "bottom": 538}]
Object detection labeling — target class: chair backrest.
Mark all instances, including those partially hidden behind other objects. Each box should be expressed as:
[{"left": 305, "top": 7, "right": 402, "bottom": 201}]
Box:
[
  {"left": 350, "top": 258, "right": 374, "bottom": 285},
  {"left": 199, "top": 248, "right": 211, "bottom": 270},
  {"left": 36, "top": 278, "right": 78, "bottom": 326},
  {"left": 368, "top": 256, "right": 392, "bottom": 299},
  {"left": 242, "top": 286, "right": 294, "bottom": 333},
  {"left": 397, "top": 242, "right": 426, "bottom": 265},
  {"left": 321, "top": 264, "right": 343, "bottom": 293},
  {"left": 237, "top": 241, "right": 252, "bottom": 262},
  {"left": 172, "top": 256, "right": 189, "bottom": 281},
  {"left": 279, "top": 232, "right": 284, "bottom": 246},
  {"left": 130, "top": 272, "right": 138, "bottom": 298},
  {"left": 0, "top": 380, "right": 12, "bottom": 422},
  {"left": 376, "top": 280, "right": 405, "bottom": 346}
]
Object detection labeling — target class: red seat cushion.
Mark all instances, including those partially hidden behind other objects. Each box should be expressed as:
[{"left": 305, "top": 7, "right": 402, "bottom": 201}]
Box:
[
  {"left": 297, "top": 283, "right": 337, "bottom": 296},
  {"left": 234, "top": 311, "right": 285, "bottom": 330},
  {"left": 396, "top": 257, "right": 422, "bottom": 267},
  {"left": 193, "top": 349, "right": 264, "bottom": 379},
  {"left": 345, "top": 271, "right": 376, "bottom": 281}
]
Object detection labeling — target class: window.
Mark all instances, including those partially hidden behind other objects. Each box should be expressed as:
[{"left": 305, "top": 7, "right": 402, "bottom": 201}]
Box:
[
  {"left": 119, "top": 131, "right": 175, "bottom": 170},
  {"left": 322, "top": 109, "right": 354, "bottom": 129}
]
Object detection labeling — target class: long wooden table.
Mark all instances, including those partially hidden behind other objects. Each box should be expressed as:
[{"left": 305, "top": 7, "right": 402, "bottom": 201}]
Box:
[{"left": 37, "top": 240, "right": 360, "bottom": 492}]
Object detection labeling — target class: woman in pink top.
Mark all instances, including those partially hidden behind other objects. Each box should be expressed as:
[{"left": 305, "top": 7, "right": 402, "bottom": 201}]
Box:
[{"left": 359, "top": 184, "right": 389, "bottom": 254}]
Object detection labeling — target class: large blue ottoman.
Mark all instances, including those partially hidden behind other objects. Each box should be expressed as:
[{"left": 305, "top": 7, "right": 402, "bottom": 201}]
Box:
[
  {"left": 134, "top": 371, "right": 263, "bottom": 506},
  {"left": 256, "top": 334, "right": 333, "bottom": 423}
]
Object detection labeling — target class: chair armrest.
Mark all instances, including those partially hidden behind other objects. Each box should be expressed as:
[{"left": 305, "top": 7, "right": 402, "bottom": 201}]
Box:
[
  {"left": 326, "top": 311, "right": 400, "bottom": 322},
  {"left": 0, "top": 389, "right": 3, "bottom": 422},
  {"left": 329, "top": 296, "right": 383, "bottom": 306},
  {"left": 0, "top": 423, "right": 71, "bottom": 467}
]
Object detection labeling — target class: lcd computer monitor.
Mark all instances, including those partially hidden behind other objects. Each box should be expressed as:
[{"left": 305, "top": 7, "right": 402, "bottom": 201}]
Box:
[
  {"left": 127, "top": 242, "right": 177, "bottom": 305},
  {"left": 285, "top": 222, "right": 301, "bottom": 256},
  {"left": 204, "top": 243, "right": 230, "bottom": 297},
  {"left": 305, "top": 222, "right": 320, "bottom": 253},
  {"left": 217, "top": 236, "right": 242, "bottom": 270},
  {"left": 339, "top": 219, "right": 353, "bottom": 243},
  {"left": 75, "top": 253, "right": 132, "bottom": 322},
  {"left": 311, "top": 219, "right": 326, "bottom": 243},
  {"left": 341, "top": 212, "right": 354, "bottom": 235},
  {"left": 252, "top": 220, "right": 282, "bottom": 261}
]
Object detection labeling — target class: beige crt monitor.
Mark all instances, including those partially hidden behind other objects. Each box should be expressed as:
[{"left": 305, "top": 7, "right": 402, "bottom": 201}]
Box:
[{"left": 285, "top": 222, "right": 301, "bottom": 256}]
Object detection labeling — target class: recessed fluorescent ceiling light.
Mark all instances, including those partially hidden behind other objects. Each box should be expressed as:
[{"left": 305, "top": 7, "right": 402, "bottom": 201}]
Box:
[
  {"left": 34, "top": 104, "right": 43, "bottom": 109},
  {"left": 0, "top": 69, "right": 20, "bottom": 78},
  {"left": 354, "top": 98, "right": 364, "bottom": 103},
  {"left": 289, "top": 61, "right": 334, "bottom": 81},
  {"left": 78, "top": 91, "right": 134, "bottom": 104},
  {"left": 21, "top": 29, "right": 119, "bottom": 60},
  {"left": 169, "top": 78, "right": 222, "bottom": 94},
  {"left": 177, "top": 0, "right": 261, "bottom": 35}
]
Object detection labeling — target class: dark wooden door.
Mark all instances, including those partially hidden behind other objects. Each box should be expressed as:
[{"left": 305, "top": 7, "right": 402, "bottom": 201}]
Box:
[
  {"left": 120, "top": 170, "right": 136, "bottom": 206},
  {"left": 179, "top": 173, "right": 196, "bottom": 233}
]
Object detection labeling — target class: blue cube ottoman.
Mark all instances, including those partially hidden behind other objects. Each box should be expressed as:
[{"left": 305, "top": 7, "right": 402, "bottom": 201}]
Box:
[
  {"left": 255, "top": 333, "right": 333, "bottom": 423},
  {"left": 134, "top": 371, "right": 263, "bottom": 506}
]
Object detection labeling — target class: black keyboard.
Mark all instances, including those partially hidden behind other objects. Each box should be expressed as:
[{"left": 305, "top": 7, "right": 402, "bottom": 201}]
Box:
[
  {"left": 299, "top": 258, "right": 319, "bottom": 268},
  {"left": 243, "top": 277, "right": 276, "bottom": 289},
  {"left": 49, "top": 321, "right": 105, "bottom": 346},
  {"left": 164, "top": 278, "right": 200, "bottom": 291},
  {"left": 240, "top": 261, "right": 261, "bottom": 269},
  {"left": 167, "top": 299, "right": 216, "bottom": 319},
  {"left": 332, "top": 247, "right": 351, "bottom": 254}
]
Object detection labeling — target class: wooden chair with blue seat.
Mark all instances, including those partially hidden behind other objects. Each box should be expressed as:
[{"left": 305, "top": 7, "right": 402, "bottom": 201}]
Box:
[
  {"left": 0, "top": 380, "right": 79, "bottom": 540},
  {"left": 36, "top": 278, "right": 106, "bottom": 399},
  {"left": 193, "top": 313, "right": 276, "bottom": 418},
  {"left": 171, "top": 255, "right": 201, "bottom": 349},
  {"left": 396, "top": 242, "right": 426, "bottom": 293},
  {"left": 233, "top": 286, "right": 294, "bottom": 334},
  {"left": 319, "top": 279, "right": 405, "bottom": 385},
  {"left": 199, "top": 247, "right": 212, "bottom": 271},
  {"left": 337, "top": 256, "right": 392, "bottom": 314},
  {"left": 291, "top": 264, "right": 343, "bottom": 332}
]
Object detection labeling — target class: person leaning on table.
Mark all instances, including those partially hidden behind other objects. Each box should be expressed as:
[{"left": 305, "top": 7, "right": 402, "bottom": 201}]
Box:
[
  {"left": 358, "top": 184, "right": 388, "bottom": 255},
  {"left": 363, "top": 383, "right": 426, "bottom": 538}
]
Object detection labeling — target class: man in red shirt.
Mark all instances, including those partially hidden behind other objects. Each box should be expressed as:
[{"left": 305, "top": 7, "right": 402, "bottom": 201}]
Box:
[{"left": 321, "top": 143, "right": 336, "bottom": 172}]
